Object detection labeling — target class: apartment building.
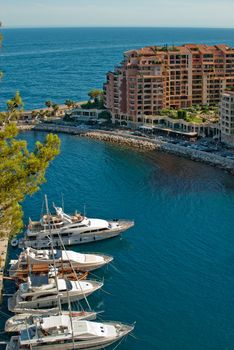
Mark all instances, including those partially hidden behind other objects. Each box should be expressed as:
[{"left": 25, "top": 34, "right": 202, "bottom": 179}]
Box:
[
  {"left": 104, "top": 44, "right": 234, "bottom": 126},
  {"left": 220, "top": 90, "right": 234, "bottom": 146}
]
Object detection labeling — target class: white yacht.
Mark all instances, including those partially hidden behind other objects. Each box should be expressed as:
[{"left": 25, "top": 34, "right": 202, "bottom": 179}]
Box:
[
  {"left": 20, "top": 206, "right": 134, "bottom": 248},
  {"left": 5, "top": 310, "right": 98, "bottom": 333},
  {"left": 8, "top": 275, "right": 103, "bottom": 312},
  {"left": 9, "top": 247, "right": 113, "bottom": 280},
  {"left": 6, "top": 316, "right": 134, "bottom": 350}
]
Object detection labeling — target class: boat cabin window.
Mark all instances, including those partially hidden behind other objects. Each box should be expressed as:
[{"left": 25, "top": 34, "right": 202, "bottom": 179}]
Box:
[
  {"left": 69, "top": 224, "right": 87, "bottom": 229},
  {"left": 35, "top": 293, "right": 57, "bottom": 299},
  {"left": 82, "top": 228, "right": 108, "bottom": 234}
]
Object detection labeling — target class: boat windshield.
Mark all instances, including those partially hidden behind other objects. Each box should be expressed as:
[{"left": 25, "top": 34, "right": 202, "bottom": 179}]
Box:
[
  {"left": 30, "top": 275, "right": 49, "bottom": 286},
  {"left": 54, "top": 250, "right": 62, "bottom": 260},
  {"left": 65, "top": 280, "right": 73, "bottom": 291},
  {"left": 20, "top": 326, "right": 36, "bottom": 341}
]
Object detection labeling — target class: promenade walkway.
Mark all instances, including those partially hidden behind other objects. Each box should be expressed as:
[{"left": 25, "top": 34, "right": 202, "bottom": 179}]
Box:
[{"left": 0, "top": 237, "right": 8, "bottom": 303}]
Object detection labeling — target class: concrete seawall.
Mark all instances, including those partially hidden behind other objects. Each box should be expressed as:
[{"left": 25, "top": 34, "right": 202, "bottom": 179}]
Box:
[
  {"left": 29, "top": 124, "right": 234, "bottom": 174},
  {"left": 28, "top": 123, "right": 82, "bottom": 135},
  {"left": 83, "top": 131, "right": 234, "bottom": 174}
]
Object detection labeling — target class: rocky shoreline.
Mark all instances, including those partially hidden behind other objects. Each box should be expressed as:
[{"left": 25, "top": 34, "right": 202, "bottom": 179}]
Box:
[
  {"left": 25, "top": 123, "right": 234, "bottom": 174},
  {"left": 84, "top": 131, "right": 234, "bottom": 173}
]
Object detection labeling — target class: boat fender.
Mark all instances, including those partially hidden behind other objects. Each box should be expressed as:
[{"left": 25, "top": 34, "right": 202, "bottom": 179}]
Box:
[{"left": 11, "top": 238, "right": 19, "bottom": 248}]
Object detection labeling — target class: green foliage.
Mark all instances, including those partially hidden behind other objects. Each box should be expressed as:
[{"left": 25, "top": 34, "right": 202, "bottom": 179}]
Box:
[
  {"left": 0, "top": 124, "right": 60, "bottom": 237},
  {"left": 98, "top": 110, "right": 112, "bottom": 120},
  {"left": 65, "top": 100, "right": 76, "bottom": 109},
  {"left": 7, "top": 91, "right": 23, "bottom": 110},
  {"left": 81, "top": 99, "right": 104, "bottom": 110},
  {"left": 185, "top": 115, "right": 203, "bottom": 124},
  {"left": 88, "top": 89, "right": 103, "bottom": 100},
  {"left": 177, "top": 110, "right": 183, "bottom": 119},
  {"left": 45, "top": 100, "right": 53, "bottom": 108},
  {"left": 52, "top": 104, "right": 59, "bottom": 116},
  {"left": 226, "top": 86, "right": 234, "bottom": 91},
  {"left": 5, "top": 91, "right": 24, "bottom": 122},
  {"left": 84, "top": 89, "right": 104, "bottom": 109}
]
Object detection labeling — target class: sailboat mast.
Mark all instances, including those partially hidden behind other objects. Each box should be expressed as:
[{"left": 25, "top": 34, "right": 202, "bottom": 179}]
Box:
[
  {"left": 44, "top": 194, "right": 62, "bottom": 314},
  {"left": 65, "top": 278, "right": 75, "bottom": 349},
  {"left": 61, "top": 192, "right": 64, "bottom": 212},
  {"left": 57, "top": 232, "right": 92, "bottom": 311}
]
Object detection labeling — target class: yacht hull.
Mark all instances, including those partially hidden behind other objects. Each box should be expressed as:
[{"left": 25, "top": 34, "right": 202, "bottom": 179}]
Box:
[
  {"left": 5, "top": 311, "right": 97, "bottom": 333},
  {"left": 9, "top": 254, "right": 113, "bottom": 276},
  {"left": 22, "top": 220, "right": 134, "bottom": 249},
  {"left": 6, "top": 324, "right": 133, "bottom": 350},
  {"left": 8, "top": 282, "right": 102, "bottom": 312}
]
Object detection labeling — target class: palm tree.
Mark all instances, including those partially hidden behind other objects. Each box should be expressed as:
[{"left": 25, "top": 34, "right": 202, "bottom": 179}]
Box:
[
  {"left": 45, "top": 100, "right": 53, "bottom": 109},
  {"left": 65, "top": 99, "right": 75, "bottom": 109},
  {"left": 88, "top": 89, "right": 103, "bottom": 101},
  {"left": 52, "top": 104, "right": 59, "bottom": 116},
  {"left": 31, "top": 110, "right": 39, "bottom": 120}
]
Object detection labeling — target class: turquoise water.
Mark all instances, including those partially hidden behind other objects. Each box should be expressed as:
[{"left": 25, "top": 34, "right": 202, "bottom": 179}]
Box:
[
  {"left": 1, "top": 131, "right": 234, "bottom": 350},
  {"left": 0, "top": 28, "right": 234, "bottom": 349}
]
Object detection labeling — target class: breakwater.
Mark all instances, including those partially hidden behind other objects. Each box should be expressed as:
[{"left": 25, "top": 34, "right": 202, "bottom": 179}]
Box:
[
  {"left": 30, "top": 124, "right": 234, "bottom": 174},
  {"left": 84, "top": 131, "right": 234, "bottom": 174}
]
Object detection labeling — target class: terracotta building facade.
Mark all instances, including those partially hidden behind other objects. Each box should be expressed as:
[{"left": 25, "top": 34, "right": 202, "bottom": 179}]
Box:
[{"left": 104, "top": 44, "right": 234, "bottom": 126}]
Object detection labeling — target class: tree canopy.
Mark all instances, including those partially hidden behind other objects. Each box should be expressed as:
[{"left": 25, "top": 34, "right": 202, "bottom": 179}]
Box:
[
  {"left": 88, "top": 89, "right": 103, "bottom": 100},
  {"left": 65, "top": 99, "right": 76, "bottom": 109},
  {"left": 0, "top": 124, "right": 60, "bottom": 237}
]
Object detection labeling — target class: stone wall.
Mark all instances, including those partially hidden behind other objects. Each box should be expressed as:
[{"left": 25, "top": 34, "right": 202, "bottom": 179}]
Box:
[
  {"left": 84, "top": 131, "right": 234, "bottom": 174},
  {"left": 24, "top": 124, "right": 234, "bottom": 174}
]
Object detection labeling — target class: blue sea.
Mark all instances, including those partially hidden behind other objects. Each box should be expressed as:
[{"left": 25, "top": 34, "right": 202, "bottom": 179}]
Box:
[
  {"left": 1, "top": 27, "right": 234, "bottom": 109},
  {"left": 0, "top": 28, "right": 234, "bottom": 350}
]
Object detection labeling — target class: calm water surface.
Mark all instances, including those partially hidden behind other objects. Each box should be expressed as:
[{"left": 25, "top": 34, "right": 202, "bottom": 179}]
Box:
[
  {"left": 0, "top": 131, "right": 234, "bottom": 350},
  {"left": 1, "top": 27, "right": 234, "bottom": 109},
  {"left": 0, "top": 28, "right": 234, "bottom": 350}
]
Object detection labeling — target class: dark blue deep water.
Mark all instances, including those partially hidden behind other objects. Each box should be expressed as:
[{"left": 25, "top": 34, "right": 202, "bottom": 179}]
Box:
[
  {"left": 0, "top": 28, "right": 234, "bottom": 350},
  {"left": 1, "top": 27, "right": 234, "bottom": 109}
]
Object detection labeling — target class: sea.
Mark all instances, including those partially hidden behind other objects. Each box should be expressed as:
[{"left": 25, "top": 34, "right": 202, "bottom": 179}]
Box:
[{"left": 0, "top": 28, "right": 234, "bottom": 350}]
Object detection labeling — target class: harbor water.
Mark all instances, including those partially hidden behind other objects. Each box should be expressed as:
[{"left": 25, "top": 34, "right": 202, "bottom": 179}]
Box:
[
  {"left": 0, "top": 28, "right": 234, "bottom": 349},
  {"left": 0, "top": 131, "right": 234, "bottom": 350}
]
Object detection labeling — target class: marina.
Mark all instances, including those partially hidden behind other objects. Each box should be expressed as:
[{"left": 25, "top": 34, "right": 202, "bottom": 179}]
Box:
[
  {"left": 1, "top": 26, "right": 234, "bottom": 350},
  {"left": 0, "top": 194, "right": 135, "bottom": 350},
  {"left": 0, "top": 131, "right": 234, "bottom": 350}
]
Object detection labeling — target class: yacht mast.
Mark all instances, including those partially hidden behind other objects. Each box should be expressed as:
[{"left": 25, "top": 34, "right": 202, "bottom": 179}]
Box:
[
  {"left": 45, "top": 194, "right": 62, "bottom": 314},
  {"left": 65, "top": 277, "right": 75, "bottom": 349},
  {"left": 57, "top": 232, "right": 92, "bottom": 311}
]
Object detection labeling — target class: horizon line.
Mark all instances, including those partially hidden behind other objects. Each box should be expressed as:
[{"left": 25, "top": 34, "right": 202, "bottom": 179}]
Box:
[{"left": 1, "top": 25, "right": 234, "bottom": 30}]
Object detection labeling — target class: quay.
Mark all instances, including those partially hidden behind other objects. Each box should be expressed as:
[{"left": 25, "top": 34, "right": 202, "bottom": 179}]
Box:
[
  {"left": 83, "top": 130, "right": 234, "bottom": 173},
  {"left": 30, "top": 123, "right": 234, "bottom": 174}
]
